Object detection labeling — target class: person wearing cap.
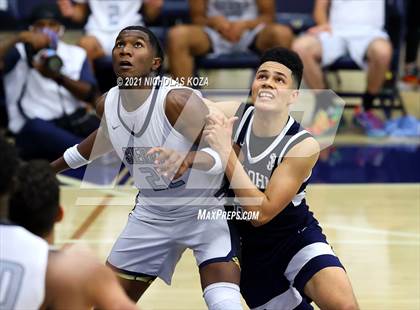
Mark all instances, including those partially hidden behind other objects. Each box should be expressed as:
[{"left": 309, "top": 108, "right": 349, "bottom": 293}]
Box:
[{"left": 0, "top": 3, "right": 99, "bottom": 160}]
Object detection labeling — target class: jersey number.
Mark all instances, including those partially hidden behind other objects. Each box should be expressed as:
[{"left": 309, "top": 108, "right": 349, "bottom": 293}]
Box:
[
  {"left": 139, "top": 167, "right": 185, "bottom": 191},
  {"left": 108, "top": 4, "right": 120, "bottom": 25},
  {"left": 0, "top": 260, "right": 25, "bottom": 309}
]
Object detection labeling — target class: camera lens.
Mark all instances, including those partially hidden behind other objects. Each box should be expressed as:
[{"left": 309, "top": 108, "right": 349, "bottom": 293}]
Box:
[{"left": 46, "top": 55, "right": 63, "bottom": 73}]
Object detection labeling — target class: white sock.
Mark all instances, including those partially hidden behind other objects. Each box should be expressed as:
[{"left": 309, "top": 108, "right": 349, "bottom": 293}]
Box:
[{"left": 203, "top": 282, "right": 242, "bottom": 310}]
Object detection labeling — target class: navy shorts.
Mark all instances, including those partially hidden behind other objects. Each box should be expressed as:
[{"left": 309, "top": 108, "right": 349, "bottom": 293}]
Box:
[{"left": 240, "top": 223, "right": 344, "bottom": 309}]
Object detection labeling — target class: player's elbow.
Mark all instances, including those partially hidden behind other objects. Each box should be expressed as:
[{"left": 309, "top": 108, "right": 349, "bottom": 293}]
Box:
[{"left": 250, "top": 211, "right": 271, "bottom": 227}]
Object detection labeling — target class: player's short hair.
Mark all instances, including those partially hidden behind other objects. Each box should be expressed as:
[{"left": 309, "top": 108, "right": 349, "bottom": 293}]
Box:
[
  {"left": 260, "top": 47, "right": 304, "bottom": 89},
  {"left": 0, "top": 135, "right": 19, "bottom": 195},
  {"left": 119, "top": 25, "right": 164, "bottom": 70},
  {"left": 9, "top": 160, "right": 59, "bottom": 238}
]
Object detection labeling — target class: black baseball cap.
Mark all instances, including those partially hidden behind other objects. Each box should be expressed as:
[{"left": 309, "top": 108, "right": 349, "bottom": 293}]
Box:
[{"left": 29, "top": 3, "right": 63, "bottom": 25}]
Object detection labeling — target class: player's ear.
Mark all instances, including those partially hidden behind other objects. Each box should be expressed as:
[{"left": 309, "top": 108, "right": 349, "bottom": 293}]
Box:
[
  {"left": 287, "top": 90, "right": 299, "bottom": 106},
  {"left": 151, "top": 57, "right": 162, "bottom": 72},
  {"left": 55, "top": 205, "right": 64, "bottom": 223}
]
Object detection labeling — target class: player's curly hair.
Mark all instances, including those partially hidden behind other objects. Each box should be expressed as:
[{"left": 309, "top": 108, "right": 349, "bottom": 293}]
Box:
[
  {"left": 260, "top": 47, "right": 304, "bottom": 89},
  {"left": 9, "top": 160, "right": 59, "bottom": 238},
  {"left": 0, "top": 135, "right": 19, "bottom": 195}
]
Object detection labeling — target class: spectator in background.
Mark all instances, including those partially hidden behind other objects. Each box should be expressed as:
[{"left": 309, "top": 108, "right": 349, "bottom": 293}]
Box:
[
  {"left": 292, "top": 0, "right": 392, "bottom": 135},
  {"left": 58, "top": 0, "right": 163, "bottom": 61},
  {"left": 168, "top": 0, "right": 293, "bottom": 80},
  {"left": 0, "top": 3, "right": 99, "bottom": 161}
]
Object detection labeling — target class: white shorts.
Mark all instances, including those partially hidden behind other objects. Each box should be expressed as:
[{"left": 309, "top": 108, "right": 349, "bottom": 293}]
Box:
[
  {"left": 87, "top": 30, "right": 119, "bottom": 56},
  {"left": 204, "top": 23, "right": 266, "bottom": 56},
  {"left": 107, "top": 208, "right": 239, "bottom": 284},
  {"left": 317, "top": 29, "right": 389, "bottom": 69}
]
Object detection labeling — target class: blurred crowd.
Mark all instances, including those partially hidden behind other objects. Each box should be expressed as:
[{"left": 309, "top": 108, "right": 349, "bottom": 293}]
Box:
[{"left": 0, "top": 0, "right": 418, "bottom": 161}]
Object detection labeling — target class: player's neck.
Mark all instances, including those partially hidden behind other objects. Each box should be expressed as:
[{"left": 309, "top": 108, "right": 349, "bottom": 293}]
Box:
[
  {"left": 44, "top": 231, "right": 54, "bottom": 245},
  {"left": 252, "top": 110, "right": 289, "bottom": 137},
  {"left": 120, "top": 86, "right": 153, "bottom": 112}
]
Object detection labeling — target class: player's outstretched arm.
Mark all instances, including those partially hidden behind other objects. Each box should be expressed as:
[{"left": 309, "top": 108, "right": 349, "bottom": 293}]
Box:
[
  {"left": 150, "top": 96, "right": 242, "bottom": 178},
  {"left": 51, "top": 93, "right": 113, "bottom": 173},
  {"left": 203, "top": 98, "right": 241, "bottom": 119}
]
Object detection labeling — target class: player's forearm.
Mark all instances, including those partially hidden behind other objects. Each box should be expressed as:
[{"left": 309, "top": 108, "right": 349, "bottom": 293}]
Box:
[
  {"left": 50, "top": 157, "right": 70, "bottom": 174},
  {"left": 221, "top": 150, "right": 265, "bottom": 218},
  {"left": 50, "top": 132, "right": 95, "bottom": 173},
  {"left": 221, "top": 149, "right": 269, "bottom": 225},
  {"left": 186, "top": 151, "right": 215, "bottom": 171}
]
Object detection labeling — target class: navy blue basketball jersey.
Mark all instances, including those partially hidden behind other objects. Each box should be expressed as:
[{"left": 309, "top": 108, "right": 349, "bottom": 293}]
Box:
[{"left": 231, "top": 103, "right": 317, "bottom": 246}]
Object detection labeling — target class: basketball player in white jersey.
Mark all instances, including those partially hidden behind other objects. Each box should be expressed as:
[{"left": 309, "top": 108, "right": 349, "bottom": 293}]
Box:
[
  {"left": 168, "top": 0, "right": 293, "bottom": 79},
  {"left": 0, "top": 140, "right": 138, "bottom": 309},
  {"left": 58, "top": 0, "right": 163, "bottom": 60},
  {"left": 51, "top": 26, "right": 242, "bottom": 309},
  {"left": 155, "top": 48, "right": 359, "bottom": 309},
  {"left": 0, "top": 135, "right": 46, "bottom": 310}
]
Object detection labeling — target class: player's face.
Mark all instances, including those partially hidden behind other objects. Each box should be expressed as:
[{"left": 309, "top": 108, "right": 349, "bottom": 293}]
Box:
[
  {"left": 251, "top": 61, "right": 298, "bottom": 113},
  {"left": 112, "top": 30, "right": 160, "bottom": 79}
]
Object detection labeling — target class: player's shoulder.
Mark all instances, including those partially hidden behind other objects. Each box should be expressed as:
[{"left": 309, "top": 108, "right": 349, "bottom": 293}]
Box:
[
  {"left": 165, "top": 86, "right": 203, "bottom": 111},
  {"left": 95, "top": 91, "right": 109, "bottom": 118},
  {"left": 287, "top": 135, "right": 320, "bottom": 159}
]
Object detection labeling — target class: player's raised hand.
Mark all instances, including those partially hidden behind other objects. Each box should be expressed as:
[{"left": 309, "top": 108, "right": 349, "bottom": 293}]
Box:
[
  {"left": 147, "top": 147, "right": 189, "bottom": 180},
  {"left": 203, "top": 116, "right": 237, "bottom": 161}
]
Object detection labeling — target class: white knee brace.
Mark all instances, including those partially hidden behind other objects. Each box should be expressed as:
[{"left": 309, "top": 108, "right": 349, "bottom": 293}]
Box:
[{"left": 203, "top": 282, "right": 242, "bottom": 310}]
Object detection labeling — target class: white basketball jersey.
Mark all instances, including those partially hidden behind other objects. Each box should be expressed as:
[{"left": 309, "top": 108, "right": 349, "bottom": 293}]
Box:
[
  {"left": 0, "top": 224, "right": 48, "bottom": 310},
  {"left": 329, "top": 0, "right": 385, "bottom": 34},
  {"left": 75, "top": 0, "right": 143, "bottom": 33},
  {"left": 207, "top": 0, "right": 258, "bottom": 21},
  {"left": 104, "top": 77, "right": 224, "bottom": 217}
]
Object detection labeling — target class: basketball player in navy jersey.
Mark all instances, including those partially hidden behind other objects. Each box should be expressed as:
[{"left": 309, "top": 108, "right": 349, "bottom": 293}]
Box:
[
  {"left": 51, "top": 26, "right": 242, "bottom": 309},
  {"left": 156, "top": 48, "right": 359, "bottom": 309}
]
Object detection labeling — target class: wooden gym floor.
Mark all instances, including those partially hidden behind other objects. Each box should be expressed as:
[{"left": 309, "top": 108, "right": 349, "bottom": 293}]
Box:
[{"left": 55, "top": 181, "right": 420, "bottom": 310}]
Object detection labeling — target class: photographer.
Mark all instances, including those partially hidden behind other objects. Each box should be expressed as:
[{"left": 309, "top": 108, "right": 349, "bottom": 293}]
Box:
[{"left": 0, "top": 4, "right": 99, "bottom": 160}]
